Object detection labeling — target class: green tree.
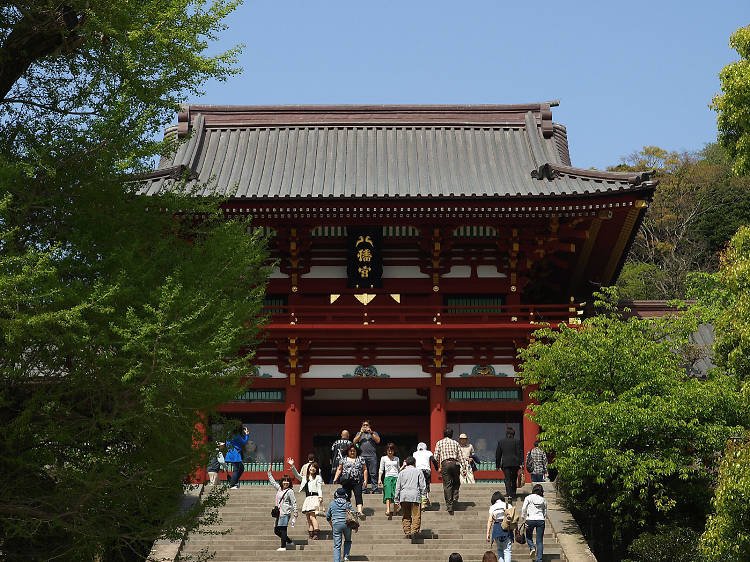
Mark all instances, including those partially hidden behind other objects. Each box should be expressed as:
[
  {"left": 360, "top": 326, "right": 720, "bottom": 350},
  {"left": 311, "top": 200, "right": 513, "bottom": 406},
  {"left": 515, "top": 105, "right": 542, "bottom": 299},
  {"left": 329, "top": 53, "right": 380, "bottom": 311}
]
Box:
[
  {"left": 518, "top": 288, "right": 749, "bottom": 561},
  {"left": 700, "top": 438, "right": 750, "bottom": 561},
  {"left": 713, "top": 25, "right": 750, "bottom": 176},
  {"left": 613, "top": 145, "right": 750, "bottom": 299},
  {"left": 0, "top": 2, "right": 270, "bottom": 560},
  {"left": 691, "top": 227, "right": 750, "bottom": 560}
]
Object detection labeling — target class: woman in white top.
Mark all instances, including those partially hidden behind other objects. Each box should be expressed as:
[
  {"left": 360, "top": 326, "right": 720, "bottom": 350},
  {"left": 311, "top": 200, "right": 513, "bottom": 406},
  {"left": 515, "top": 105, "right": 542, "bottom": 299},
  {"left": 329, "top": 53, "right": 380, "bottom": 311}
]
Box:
[
  {"left": 377, "top": 442, "right": 400, "bottom": 516},
  {"left": 288, "top": 457, "right": 324, "bottom": 540},
  {"left": 486, "top": 491, "right": 513, "bottom": 562},
  {"left": 411, "top": 442, "right": 439, "bottom": 504},
  {"left": 521, "top": 484, "right": 548, "bottom": 562}
]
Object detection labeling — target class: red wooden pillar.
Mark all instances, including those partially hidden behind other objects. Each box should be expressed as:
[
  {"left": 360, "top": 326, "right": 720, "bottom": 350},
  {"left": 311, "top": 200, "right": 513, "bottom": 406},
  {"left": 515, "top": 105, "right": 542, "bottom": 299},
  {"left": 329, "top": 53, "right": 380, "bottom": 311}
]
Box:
[
  {"left": 430, "top": 383, "right": 446, "bottom": 483},
  {"left": 284, "top": 384, "right": 302, "bottom": 466},
  {"left": 191, "top": 414, "right": 209, "bottom": 484},
  {"left": 522, "top": 385, "right": 539, "bottom": 481}
]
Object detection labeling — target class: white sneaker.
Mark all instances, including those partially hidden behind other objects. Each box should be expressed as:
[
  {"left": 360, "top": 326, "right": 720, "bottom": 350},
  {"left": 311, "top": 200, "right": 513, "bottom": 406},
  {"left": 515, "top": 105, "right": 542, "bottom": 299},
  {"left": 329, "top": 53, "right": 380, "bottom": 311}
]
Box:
[
  {"left": 276, "top": 547, "right": 286, "bottom": 551},
  {"left": 344, "top": 557, "right": 350, "bottom": 561},
  {"left": 229, "top": 485, "right": 239, "bottom": 489}
]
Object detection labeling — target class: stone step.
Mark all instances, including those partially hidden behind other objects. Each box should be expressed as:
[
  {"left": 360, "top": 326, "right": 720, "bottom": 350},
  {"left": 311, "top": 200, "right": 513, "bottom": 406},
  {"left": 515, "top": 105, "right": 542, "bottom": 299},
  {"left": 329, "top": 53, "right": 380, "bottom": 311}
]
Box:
[
  {"left": 181, "top": 483, "right": 560, "bottom": 562},
  {"left": 179, "top": 542, "right": 561, "bottom": 562}
]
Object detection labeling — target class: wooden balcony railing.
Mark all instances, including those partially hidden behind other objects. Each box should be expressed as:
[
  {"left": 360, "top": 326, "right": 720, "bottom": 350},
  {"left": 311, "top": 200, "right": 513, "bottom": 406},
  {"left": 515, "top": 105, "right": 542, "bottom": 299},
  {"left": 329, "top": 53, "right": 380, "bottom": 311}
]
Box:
[{"left": 262, "top": 302, "right": 583, "bottom": 325}]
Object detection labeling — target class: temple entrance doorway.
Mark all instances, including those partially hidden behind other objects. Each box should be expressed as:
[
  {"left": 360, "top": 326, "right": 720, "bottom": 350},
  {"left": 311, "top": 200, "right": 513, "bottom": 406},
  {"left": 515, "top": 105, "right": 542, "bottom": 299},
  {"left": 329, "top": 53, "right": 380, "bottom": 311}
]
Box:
[
  {"left": 301, "top": 387, "right": 431, "bottom": 481},
  {"left": 307, "top": 420, "right": 426, "bottom": 483}
]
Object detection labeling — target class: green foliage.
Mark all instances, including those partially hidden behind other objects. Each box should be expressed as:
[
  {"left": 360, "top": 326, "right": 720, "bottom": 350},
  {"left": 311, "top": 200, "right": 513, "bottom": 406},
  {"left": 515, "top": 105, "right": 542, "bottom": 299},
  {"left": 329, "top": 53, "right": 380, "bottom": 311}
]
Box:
[
  {"left": 690, "top": 226, "right": 750, "bottom": 393},
  {"left": 616, "top": 261, "right": 663, "bottom": 300},
  {"left": 691, "top": 227, "right": 750, "bottom": 561},
  {"left": 0, "top": 1, "right": 272, "bottom": 560},
  {"left": 518, "top": 287, "right": 749, "bottom": 560},
  {"left": 625, "top": 525, "right": 700, "bottom": 562},
  {"left": 700, "top": 439, "right": 750, "bottom": 561},
  {"left": 612, "top": 144, "right": 750, "bottom": 299},
  {"left": 713, "top": 25, "right": 750, "bottom": 176}
]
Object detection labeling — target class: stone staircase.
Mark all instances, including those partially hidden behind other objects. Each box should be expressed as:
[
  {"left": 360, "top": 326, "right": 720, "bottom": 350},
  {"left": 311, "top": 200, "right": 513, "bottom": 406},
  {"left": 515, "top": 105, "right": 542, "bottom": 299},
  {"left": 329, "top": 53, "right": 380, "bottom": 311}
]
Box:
[{"left": 179, "top": 483, "right": 563, "bottom": 562}]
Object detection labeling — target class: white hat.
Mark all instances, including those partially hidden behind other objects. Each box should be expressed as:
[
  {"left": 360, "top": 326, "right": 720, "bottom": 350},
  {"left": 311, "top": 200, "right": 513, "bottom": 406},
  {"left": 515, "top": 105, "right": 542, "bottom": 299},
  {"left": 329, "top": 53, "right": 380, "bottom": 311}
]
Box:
[{"left": 459, "top": 433, "right": 468, "bottom": 439}]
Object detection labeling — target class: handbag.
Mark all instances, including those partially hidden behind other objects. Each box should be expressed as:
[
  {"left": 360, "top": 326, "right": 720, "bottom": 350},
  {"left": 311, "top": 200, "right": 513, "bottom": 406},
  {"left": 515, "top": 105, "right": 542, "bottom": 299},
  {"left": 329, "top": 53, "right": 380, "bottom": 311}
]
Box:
[
  {"left": 515, "top": 522, "right": 526, "bottom": 544},
  {"left": 517, "top": 469, "right": 526, "bottom": 488},
  {"left": 345, "top": 510, "right": 360, "bottom": 530},
  {"left": 271, "top": 489, "right": 290, "bottom": 518},
  {"left": 339, "top": 475, "right": 354, "bottom": 489}
]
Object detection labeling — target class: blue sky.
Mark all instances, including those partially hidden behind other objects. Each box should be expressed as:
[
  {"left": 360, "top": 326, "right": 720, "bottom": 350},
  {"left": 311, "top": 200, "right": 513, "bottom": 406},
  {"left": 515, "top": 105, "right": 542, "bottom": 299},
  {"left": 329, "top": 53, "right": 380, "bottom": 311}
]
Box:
[{"left": 193, "top": 1, "right": 749, "bottom": 170}]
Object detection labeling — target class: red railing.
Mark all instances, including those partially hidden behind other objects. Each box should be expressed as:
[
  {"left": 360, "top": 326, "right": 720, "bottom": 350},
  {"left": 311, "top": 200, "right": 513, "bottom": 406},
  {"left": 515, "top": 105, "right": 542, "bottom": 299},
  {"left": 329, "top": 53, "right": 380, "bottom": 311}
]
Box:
[{"left": 262, "top": 302, "right": 582, "bottom": 325}]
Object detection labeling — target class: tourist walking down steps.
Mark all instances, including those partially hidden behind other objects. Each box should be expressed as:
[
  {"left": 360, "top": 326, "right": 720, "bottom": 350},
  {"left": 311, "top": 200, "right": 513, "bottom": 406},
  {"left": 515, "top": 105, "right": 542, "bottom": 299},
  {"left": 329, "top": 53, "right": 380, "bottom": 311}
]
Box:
[
  {"left": 268, "top": 467, "right": 298, "bottom": 551},
  {"left": 333, "top": 444, "right": 368, "bottom": 518},
  {"left": 288, "top": 457, "right": 324, "bottom": 540},
  {"left": 378, "top": 443, "right": 400, "bottom": 516},
  {"left": 330, "top": 430, "right": 352, "bottom": 483},
  {"left": 352, "top": 419, "right": 380, "bottom": 493}
]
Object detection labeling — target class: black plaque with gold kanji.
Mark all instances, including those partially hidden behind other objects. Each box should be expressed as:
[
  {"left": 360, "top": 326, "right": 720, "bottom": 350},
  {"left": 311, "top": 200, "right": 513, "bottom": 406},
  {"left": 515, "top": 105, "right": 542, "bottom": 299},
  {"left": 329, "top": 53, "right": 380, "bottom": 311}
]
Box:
[{"left": 347, "top": 227, "right": 383, "bottom": 288}]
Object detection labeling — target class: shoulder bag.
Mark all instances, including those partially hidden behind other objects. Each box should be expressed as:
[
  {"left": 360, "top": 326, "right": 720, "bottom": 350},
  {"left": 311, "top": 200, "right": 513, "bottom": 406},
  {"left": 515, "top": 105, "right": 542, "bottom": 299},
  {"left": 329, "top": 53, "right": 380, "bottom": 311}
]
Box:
[
  {"left": 514, "top": 522, "right": 526, "bottom": 544},
  {"left": 271, "top": 489, "right": 290, "bottom": 519},
  {"left": 345, "top": 510, "right": 360, "bottom": 530}
]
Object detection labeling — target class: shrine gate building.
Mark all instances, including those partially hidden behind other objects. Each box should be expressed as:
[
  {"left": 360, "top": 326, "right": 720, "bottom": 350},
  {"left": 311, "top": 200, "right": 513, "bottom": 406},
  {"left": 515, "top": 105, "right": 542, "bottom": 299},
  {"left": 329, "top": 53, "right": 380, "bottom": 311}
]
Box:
[{"left": 143, "top": 102, "right": 656, "bottom": 482}]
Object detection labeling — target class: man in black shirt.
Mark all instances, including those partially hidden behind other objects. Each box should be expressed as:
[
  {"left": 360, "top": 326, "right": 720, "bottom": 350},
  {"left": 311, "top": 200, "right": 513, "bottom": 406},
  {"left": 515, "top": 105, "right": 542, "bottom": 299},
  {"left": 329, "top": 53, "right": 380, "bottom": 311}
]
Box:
[
  {"left": 495, "top": 426, "right": 523, "bottom": 500},
  {"left": 330, "top": 430, "right": 352, "bottom": 484}
]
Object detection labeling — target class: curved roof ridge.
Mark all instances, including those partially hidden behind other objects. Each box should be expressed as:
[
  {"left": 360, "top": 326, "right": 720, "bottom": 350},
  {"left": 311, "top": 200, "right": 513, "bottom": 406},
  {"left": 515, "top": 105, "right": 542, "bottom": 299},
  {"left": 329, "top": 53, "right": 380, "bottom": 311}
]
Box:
[
  {"left": 532, "top": 162, "right": 656, "bottom": 186},
  {"left": 175, "top": 102, "right": 560, "bottom": 138}
]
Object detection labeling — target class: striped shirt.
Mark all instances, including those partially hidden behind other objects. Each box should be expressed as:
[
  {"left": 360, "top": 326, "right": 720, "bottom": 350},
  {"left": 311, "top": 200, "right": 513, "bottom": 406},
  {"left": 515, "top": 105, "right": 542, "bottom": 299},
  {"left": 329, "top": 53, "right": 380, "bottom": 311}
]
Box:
[{"left": 434, "top": 437, "right": 467, "bottom": 468}]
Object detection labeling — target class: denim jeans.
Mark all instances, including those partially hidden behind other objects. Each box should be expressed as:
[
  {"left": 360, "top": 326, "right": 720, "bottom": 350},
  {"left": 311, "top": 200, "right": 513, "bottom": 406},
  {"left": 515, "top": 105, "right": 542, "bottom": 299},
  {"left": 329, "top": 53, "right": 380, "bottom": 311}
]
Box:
[
  {"left": 228, "top": 461, "right": 244, "bottom": 487},
  {"left": 361, "top": 456, "right": 378, "bottom": 490},
  {"left": 496, "top": 537, "right": 513, "bottom": 562},
  {"left": 531, "top": 473, "right": 546, "bottom": 482},
  {"left": 526, "top": 519, "right": 545, "bottom": 562},
  {"left": 332, "top": 521, "right": 352, "bottom": 562}
]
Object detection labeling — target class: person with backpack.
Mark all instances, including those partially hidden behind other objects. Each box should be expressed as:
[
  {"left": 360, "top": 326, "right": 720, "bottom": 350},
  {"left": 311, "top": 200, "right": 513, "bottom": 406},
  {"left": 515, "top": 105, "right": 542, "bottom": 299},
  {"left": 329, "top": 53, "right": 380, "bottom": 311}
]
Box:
[
  {"left": 206, "top": 442, "right": 225, "bottom": 486},
  {"left": 526, "top": 440, "right": 548, "bottom": 482},
  {"left": 485, "top": 490, "right": 515, "bottom": 562}
]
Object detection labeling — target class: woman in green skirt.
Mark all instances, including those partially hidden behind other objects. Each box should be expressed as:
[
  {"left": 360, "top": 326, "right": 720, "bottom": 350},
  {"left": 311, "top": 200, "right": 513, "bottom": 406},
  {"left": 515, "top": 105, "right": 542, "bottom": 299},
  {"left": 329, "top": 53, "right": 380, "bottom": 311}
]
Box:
[{"left": 378, "top": 443, "right": 401, "bottom": 517}]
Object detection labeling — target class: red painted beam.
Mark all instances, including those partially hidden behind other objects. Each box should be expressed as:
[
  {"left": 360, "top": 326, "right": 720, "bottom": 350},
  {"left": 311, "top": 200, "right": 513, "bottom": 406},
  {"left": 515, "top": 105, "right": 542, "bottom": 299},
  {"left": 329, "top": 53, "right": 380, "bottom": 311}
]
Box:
[{"left": 263, "top": 322, "right": 564, "bottom": 340}]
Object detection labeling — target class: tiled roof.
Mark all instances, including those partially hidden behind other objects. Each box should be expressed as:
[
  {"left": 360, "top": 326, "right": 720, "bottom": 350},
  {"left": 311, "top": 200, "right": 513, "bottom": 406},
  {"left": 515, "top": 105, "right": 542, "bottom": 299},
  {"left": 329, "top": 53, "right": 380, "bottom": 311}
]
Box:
[{"left": 141, "top": 104, "right": 655, "bottom": 199}]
